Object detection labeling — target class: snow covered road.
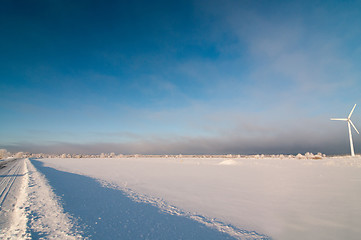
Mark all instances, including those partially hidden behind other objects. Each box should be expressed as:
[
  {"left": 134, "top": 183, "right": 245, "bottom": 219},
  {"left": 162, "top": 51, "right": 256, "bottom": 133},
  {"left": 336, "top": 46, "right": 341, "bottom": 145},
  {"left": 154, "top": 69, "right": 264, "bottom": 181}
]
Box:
[
  {"left": 0, "top": 159, "right": 83, "bottom": 239},
  {"left": 0, "top": 158, "right": 24, "bottom": 211},
  {"left": 0, "top": 158, "right": 28, "bottom": 236}
]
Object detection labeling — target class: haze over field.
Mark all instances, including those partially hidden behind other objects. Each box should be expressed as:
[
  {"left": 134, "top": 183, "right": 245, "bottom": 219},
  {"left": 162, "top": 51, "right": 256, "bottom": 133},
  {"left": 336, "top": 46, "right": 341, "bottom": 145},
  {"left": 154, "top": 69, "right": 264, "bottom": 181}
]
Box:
[{"left": 1, "top": 0, "right": 361, "bottom": 155}]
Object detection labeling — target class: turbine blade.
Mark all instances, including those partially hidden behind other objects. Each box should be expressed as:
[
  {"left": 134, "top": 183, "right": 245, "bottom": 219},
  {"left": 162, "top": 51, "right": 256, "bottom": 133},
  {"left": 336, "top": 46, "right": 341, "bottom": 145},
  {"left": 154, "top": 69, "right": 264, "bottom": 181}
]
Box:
[
  {"left": 330, "top": 118, "right": 348, "bottom": 121},
  {"left": 348, "top": 104, "right": 357, "bottom": 119},
  {"left": 349, "top": 120, "right": 360, "bottom": 134}
]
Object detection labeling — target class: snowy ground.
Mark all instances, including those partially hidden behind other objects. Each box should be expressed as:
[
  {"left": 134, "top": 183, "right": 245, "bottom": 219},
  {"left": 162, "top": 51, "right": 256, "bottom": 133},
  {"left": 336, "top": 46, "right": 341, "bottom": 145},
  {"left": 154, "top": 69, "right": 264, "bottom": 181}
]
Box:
[
  {"left": 1, "top": 159, "right": 258, "bottom": 239},
  {"left": 30, "top": 160, "right": 247, "bottom": 240},
  {"left": 37, "top": 156, "right": 361, "bottom": 240},
  {"left": 0, "top": 158, "right": 83, "bottom": 239},
  {"left": 2, "top": 157, "right": 361, "bottom": 240},
  {"left": 0, "top": 158, "right": 27, "bottom": 236}
]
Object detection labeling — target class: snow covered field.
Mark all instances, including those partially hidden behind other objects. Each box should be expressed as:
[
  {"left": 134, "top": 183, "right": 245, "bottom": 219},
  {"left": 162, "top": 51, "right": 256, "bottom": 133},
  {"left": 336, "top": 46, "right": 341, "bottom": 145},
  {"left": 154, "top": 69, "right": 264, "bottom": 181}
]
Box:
[
  {"left": 1, "top": 156, "right": 361, "bottom": 239},
  {"left": 34, "top": 156, "right": 361, "bottom": 240}
]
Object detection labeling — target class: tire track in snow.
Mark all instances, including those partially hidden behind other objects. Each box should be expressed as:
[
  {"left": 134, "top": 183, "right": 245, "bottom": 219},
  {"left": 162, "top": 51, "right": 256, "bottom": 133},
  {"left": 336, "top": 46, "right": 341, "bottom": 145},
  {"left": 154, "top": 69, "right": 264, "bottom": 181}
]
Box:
[
  {"left": 0, "top": 158, "right": 29, "bottom": 239},
  {"left": 0, "top": 159, "right": 23, "bottom": 208}
]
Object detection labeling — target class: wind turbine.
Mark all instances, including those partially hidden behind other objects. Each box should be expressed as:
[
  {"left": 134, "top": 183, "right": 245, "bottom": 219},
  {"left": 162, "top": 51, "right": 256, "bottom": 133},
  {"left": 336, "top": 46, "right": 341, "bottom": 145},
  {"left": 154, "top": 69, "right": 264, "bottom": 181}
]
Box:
[{"left": 331, "top": 104, "right": 359, "bottom": 156}]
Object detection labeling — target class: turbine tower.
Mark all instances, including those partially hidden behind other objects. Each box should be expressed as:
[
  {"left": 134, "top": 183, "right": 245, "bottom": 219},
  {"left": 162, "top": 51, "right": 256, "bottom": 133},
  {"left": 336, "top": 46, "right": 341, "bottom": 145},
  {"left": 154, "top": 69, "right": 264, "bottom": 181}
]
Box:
[{"left": 331, "top": 104, "right": 359, "bottom": 156}]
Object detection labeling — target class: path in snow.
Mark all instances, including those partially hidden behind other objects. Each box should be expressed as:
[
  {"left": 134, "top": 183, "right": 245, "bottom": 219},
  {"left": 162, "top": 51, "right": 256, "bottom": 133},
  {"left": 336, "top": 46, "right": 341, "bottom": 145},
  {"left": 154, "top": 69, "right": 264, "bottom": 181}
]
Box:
[
  {"left": 32, "top": 159, "right": 267, "bottom": 240},
  {"left": 0, "top": 158, "right": 24, "bottom": 210},
  {"left": 0, "top": 159, "right": 83, "bottom": 239},
  {"left": 0, "top": 158, "right": 27, "bottom": 234}
]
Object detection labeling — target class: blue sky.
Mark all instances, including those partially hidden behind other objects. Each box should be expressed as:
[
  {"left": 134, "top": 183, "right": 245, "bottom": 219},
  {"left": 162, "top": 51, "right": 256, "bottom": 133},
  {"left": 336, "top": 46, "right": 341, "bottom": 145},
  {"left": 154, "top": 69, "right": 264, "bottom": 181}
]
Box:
[{"left": 1, "top": 0, "right": 361, "bottom": 155}]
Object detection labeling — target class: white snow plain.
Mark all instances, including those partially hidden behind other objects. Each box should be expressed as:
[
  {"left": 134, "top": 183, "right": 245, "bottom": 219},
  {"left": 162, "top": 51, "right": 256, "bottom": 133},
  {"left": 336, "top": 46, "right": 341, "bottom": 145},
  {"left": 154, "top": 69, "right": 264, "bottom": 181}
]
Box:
[{"left": 37, "top": 156, "right": 361, "bottom": 240}]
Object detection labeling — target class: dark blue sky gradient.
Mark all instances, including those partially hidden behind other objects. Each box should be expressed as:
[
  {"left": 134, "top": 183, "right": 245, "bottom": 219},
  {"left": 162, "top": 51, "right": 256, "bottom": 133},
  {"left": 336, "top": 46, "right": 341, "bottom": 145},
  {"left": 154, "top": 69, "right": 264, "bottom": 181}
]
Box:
[{"left": 1, "top": 0, "right": 361, "bottom": 154}]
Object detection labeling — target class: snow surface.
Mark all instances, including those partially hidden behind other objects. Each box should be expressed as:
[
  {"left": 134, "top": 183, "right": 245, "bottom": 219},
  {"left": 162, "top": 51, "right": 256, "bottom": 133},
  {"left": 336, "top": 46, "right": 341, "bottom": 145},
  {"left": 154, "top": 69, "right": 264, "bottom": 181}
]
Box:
[
  {"left": 37, "top": 156, "right": 361, "bottom": 240},
  {"left": 31, "top": 160, "right": 246, "bottom": 240},
  {"left": 0, "top": 159, "right": 83, "bottom": 239},
  {"left": 0, "top": 158, "right": 28, "bottom": 238}
]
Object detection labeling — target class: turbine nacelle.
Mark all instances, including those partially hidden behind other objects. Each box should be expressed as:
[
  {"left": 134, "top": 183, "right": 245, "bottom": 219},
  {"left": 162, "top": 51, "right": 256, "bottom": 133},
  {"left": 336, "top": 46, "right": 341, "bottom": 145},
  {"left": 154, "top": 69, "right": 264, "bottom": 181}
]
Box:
[{"left": 330, "top": 104, "right": 359, "bottom": 134}]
